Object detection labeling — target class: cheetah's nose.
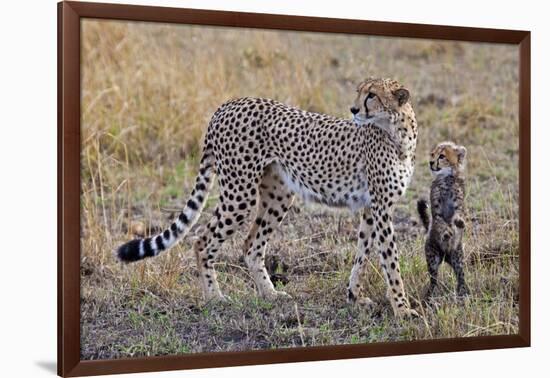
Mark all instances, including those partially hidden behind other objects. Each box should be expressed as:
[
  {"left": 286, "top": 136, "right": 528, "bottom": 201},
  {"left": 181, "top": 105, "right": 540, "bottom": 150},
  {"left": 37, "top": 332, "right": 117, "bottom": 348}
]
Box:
[{"left": 350, "top": 107, "right": 359, "bottom": 115}]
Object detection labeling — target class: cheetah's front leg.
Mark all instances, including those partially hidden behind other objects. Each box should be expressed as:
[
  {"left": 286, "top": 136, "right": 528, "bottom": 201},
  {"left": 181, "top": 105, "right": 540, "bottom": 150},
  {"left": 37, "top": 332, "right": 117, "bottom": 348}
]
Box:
[
  {"left": 372, "top": 207, "right": 418, "bottom": 318},
  {"left": 347, "top": 208, "right": 375, "bottom": 307}
]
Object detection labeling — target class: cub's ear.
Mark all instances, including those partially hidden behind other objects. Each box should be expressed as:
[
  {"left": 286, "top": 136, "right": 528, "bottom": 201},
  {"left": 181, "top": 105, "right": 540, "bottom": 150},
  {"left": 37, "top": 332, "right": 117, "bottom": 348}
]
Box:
[
  {"left": 456, "top": 145, "right": 467, "bottom": 162},
  {"left": 393, "top": 88, "right": 410, "bottom": 106}
]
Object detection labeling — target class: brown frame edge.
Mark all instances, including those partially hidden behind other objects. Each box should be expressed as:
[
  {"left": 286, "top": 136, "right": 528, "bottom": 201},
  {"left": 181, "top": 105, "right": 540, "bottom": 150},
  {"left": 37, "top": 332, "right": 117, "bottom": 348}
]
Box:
[
  {"left": 66, "top": 335, "right": 528, "bottom": 377},
  {"left": 58, "top": 1, "right": 81, "bottom": 376},
  {"left": 58, "top": 1, "right": 531, "bottom": 377}
]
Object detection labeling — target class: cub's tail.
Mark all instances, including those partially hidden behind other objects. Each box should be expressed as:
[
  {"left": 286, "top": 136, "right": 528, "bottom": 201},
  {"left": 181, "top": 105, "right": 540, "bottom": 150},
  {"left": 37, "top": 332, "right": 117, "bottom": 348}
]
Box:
[
  {"left": 117, "top": 144, "right": 215, "bottom": 262},
  {"left": 417, "top": 199, "right": 431, "bottom": 232}
]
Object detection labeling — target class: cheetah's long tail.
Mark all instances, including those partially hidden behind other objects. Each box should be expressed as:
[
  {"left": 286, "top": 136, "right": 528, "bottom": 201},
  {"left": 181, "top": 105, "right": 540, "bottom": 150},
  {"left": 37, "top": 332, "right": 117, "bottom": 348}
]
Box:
[
  {"left": 116, "top": 143, "right": 215, "bottom": 262},
  {"left": 417, "top": 199, "right": 431, "bottom": 233}
]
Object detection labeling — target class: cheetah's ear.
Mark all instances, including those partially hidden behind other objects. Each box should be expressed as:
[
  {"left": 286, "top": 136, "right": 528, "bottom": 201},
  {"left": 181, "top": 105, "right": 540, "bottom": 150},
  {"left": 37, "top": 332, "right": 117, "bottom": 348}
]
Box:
[
  {"left": 393, "top": 88, "right": 410, "bottom": 106},
  {"left": 456, "top": 145, "right": 467, "bottom": 162}
]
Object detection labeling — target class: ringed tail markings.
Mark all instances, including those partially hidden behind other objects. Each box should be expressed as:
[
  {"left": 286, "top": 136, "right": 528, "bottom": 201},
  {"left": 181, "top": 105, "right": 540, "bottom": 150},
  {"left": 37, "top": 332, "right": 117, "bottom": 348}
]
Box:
[{"left": 116, "top": 149, "right": 215, "bottom": 263}]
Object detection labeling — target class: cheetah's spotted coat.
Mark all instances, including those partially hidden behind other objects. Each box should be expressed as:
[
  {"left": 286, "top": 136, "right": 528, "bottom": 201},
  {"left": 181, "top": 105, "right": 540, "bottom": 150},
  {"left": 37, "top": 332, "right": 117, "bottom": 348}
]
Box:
[{"left": 117, "top": 78, "right": 419, "bottom": 318}]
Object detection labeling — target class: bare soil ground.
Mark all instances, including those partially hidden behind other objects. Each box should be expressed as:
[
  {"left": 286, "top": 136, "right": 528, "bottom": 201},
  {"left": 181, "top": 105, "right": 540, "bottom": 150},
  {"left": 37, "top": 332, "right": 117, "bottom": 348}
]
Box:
[{"left": 80, "top": 20, "right": 519, "bottom": 359}]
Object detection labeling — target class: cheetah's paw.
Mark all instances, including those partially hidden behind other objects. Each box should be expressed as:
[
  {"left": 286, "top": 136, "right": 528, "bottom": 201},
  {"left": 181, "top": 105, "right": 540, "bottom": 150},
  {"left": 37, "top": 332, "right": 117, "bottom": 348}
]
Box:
[
  {"left": 262, "top": 290, "right": 293, "bottom": 301},
  {"left": 355, "top": 297, "right": 375, "bottom": 310},
  {"left": 396, "top": 307, "right": 419, "bottom": 319}
]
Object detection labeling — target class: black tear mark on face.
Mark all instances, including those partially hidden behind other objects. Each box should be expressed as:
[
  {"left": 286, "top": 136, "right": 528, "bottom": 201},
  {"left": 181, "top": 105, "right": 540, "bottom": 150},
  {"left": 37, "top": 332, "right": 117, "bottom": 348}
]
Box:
[{"left": 364, "top": 93, "right": 375, "bottom": 117}]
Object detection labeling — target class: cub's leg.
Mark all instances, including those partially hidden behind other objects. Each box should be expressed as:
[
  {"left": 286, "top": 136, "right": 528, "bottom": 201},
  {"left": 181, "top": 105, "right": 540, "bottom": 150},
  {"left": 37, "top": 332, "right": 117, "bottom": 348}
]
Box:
[
  {"left": 372, "top": 202, "right": 418, "bottom": 318},
  {"left": 243, "top": 167, "right": 294, "bottom": 299},
  {"left": 347, "top": 208, "right": 375, "bottom": 307},
  {"left": 194, "top": 205, "right": 250, "bottom": 301},
  {"left": 448, "top": 244, "right": 469, "bottom": 296},
  {"left": 424, "top": 242, "right": 442, "bottom": 298}
]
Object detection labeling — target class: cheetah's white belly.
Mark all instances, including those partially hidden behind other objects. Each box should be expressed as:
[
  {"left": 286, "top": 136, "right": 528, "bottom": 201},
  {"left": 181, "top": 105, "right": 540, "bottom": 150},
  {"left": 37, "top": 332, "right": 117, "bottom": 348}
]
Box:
[
  {"left": 274, "top": 164, "right": 371, "bottom": 212},
  {"left": 345, "top": 186, "right": 372, "bottom": 212}
]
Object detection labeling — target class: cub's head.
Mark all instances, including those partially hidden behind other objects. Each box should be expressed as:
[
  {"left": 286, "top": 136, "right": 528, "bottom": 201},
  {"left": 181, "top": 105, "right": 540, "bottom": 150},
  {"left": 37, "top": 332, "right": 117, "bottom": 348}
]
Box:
[
  {"left": 429, "top": 141, "right": 467, "bottom": 177},
  {"left": 350, "top": 77, "right": 412, "bottom": 129}
]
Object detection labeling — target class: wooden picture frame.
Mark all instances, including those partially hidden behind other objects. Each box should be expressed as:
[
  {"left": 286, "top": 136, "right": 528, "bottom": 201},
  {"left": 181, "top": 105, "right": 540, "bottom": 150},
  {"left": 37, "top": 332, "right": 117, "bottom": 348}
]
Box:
[{"left": 58, "top": 1, "right": 530, "bottom": 376}]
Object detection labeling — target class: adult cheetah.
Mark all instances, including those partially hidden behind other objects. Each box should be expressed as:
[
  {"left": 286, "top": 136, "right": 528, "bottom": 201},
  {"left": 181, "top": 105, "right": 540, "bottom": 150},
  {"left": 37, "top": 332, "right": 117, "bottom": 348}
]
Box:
[{"left": 117, "top": 77, "right": 419, "bottom": 318}]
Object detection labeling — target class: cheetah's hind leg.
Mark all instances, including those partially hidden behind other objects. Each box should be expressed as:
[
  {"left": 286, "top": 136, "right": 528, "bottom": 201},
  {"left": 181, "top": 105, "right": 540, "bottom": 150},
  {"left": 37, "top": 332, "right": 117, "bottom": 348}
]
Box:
[
  {"left": 193, "top": 199, "right": 254, "bottom": 302},
  {"left": 243, "top": 165, "right": 294, "bottom": 300},
  {"left": 193, "top": 210, "right": 233, "bottom": 302}
]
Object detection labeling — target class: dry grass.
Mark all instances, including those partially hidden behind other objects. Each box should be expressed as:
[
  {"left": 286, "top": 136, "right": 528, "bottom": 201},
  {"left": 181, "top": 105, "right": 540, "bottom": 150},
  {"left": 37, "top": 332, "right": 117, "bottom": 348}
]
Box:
[{"left": 80, "top": 19, "right": 519, "bottom": 359}]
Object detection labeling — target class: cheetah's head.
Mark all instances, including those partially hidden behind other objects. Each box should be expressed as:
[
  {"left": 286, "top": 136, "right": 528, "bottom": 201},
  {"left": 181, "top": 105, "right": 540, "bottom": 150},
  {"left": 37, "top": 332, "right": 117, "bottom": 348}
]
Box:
[
  {"left": 429, "top": 141, "right": 467, "bottom": 177},
  {"left": 350, "top": 77, "right": 411, "bottom": 130}
]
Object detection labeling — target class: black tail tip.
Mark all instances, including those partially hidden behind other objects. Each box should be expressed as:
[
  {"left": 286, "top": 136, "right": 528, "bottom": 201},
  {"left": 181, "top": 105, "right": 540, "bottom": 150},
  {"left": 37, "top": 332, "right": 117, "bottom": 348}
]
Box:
[
  {"left": 417, "top": 199, "right": 428, "bottom": 212},
  {"left": 116, "top": 239, "right": 143, "bottom": 262}
]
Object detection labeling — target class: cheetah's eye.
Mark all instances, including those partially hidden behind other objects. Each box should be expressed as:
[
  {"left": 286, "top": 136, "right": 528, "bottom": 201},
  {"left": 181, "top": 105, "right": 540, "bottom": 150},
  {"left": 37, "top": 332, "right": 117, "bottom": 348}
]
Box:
[
  {"left": 364, "top": 93, "right": 375, "bottom": 109},
  {"left": 439, "top": 154, "right": 445, "bottom": 160}
]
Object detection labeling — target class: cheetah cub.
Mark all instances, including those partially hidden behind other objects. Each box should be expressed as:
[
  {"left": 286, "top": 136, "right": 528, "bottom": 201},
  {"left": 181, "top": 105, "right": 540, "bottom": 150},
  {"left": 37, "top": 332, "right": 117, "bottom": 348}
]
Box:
[{"left": 417, "top": 141, "right": 470, "bottom": 298}]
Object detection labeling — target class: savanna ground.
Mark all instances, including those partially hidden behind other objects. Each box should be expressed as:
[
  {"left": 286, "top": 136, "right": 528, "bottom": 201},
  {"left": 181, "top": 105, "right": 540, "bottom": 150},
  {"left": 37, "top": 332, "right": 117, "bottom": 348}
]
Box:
[{"left": 80, "top": 20, "right": 519, "bottom": 359}]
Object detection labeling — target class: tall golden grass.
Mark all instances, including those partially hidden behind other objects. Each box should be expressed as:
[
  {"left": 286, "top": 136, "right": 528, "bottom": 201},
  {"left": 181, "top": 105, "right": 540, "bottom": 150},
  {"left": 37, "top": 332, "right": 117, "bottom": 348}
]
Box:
[{"left": 80, "top": 19, "right": 519, "bottom": 359}]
